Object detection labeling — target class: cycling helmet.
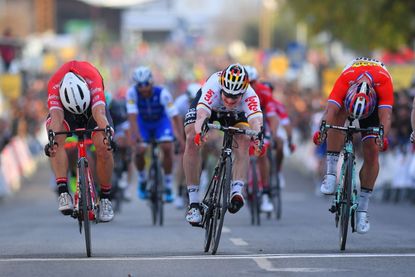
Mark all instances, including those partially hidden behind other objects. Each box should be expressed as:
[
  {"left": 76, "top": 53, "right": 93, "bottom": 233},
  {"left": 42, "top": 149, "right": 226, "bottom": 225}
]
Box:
[
  {"left": 244, "top": 65, "right": 259, "bottom": 82},
  {"left": 132, "top": 66, "right": 153, "bottom": 86},
  {"left": 186, "top": 82, "right": 201, "bottom": 100},
  {"left": 220, "top": 63, "right": 249, "bottom": 97},
  {"left": 59, "top": 72, "right": 91, "bottom": 114},
  {"left": 344, "top": 81, "right": 377, "bottom": 120}
]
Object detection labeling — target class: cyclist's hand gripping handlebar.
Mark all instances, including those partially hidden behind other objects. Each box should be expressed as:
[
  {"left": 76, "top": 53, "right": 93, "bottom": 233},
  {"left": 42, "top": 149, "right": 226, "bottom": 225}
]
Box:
[
  {"left": 194, "top": 118, "right": 210, "bottom": 146},
  {"left": 103, "top": 125, "right": 117, "bottom": 151},
  {"left": 44, "top": 130, "right": 58, "bottom": 157}
]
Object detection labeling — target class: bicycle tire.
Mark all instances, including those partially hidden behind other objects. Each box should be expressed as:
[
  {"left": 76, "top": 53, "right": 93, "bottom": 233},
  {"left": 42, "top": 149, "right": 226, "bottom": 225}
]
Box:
[
  {"left": 149, "top": 164, "right": 158, "bottom": 226},
  {"left": 79, "top": 158, "right": 92, "bottom": 257},
  {"left": 157, "top": 160, "right": 164, "bottom": 226},
  {"left": 339, "top": 156, "right": 353, "bottom": 251},
  {"left": 268, "top": 149, "right": 282, "bottom": 220},
  {"left": 203, "top": 166, "right": 220, "bottom": 252},
  {"left": 211, "top": 156, "right": 232, "bottom": 255},
  {"left": 249, "top": 159, "right": 260, "bottom": 226}
]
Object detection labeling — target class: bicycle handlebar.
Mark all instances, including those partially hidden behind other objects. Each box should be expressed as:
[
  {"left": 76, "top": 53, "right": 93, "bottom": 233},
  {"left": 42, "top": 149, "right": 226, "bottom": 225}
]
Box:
[
  {"left": 201, "top": 118, "right": 264, "bottom": 150},
  {"left": 47, "top": 126, "right": 116, "bottom": 153},
  {"left": 319, "top": 120, "right": 384, "bottom": 147}
]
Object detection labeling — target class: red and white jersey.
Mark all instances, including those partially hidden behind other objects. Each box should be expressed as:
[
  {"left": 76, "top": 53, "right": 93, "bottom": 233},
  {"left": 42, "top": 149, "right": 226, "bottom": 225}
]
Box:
[
  {"left": 250, "top": 81, "right": 277, "bottom": 118},
  {"left": 270, "top": 98, "right": 290, "bottom": 126},
  {"left": 47, "top": 60, "right": 106, "bottom": 112},
  {"left": 197, "top": 72, "right": 262, "bottom": 121},
  {"left": 328, "top": 57, "right": 394, "bottom": 109}
]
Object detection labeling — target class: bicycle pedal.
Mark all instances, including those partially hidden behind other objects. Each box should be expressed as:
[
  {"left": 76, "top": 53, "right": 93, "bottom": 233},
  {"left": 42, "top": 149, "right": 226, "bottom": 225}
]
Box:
[
  {"left": 190, "top": 222, "right": 203, "bottom": 228},
  {"left": 329, "top": 205, "right": 337, "bottom": 213}
]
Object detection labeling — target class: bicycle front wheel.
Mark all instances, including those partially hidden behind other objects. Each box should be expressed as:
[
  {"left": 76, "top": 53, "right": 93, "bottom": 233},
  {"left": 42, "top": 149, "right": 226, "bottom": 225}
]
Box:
[
  {"left": 339, "top": 156, "right": 353, "bottom": 251},
  {"left": 211, "top": 156, "right": 232, "bottom": 255},
  {"left": 79, "top": 158, "right": 92, "bottom": 257}
]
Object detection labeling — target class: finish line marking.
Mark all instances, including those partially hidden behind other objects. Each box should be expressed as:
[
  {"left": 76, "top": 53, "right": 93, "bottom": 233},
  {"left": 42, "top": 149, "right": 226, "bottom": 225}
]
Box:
[{"left": 1, "top": 253, "right": 415, "bottom": 262}]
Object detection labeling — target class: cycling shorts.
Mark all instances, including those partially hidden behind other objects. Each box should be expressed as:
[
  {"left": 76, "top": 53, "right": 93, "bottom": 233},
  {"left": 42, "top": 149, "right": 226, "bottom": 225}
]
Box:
[{"left": 138, "top": 115, "right": 174, "bottom": 143}]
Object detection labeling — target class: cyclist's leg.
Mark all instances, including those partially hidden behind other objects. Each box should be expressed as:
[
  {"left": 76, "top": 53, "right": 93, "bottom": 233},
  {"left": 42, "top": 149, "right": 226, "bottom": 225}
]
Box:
[
  {"left": 155, "top": 116, "right": 175, "bottom": 202},
  {"left": 89, "top": 110, "right": 115, "bottom": 222},
  {"left": 183, "top": 102, "right": 205, "bottom": 223},
  {"left": 257, "top": 153, "right": 273, "bottom": 212},
  {"left": 356, "top": 111, "right": 380, "bottom": 234},
  {"left": 135, "top": 118, "right": 150, "bottom": 199},
  {"left": 46, "top": 113, "right": 72, "bottom": 215},
  {"left": 228, "top": 121, "right": 251, "bottom": 214},
  {"left": 321, "top": 106, "right": 347, "bottom": 194}
]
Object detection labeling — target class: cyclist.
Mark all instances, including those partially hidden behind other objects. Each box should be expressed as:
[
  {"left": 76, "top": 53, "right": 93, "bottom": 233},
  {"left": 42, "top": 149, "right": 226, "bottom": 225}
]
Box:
[
  {"left": 45, "top": 60, "right": 115, "bottom": 222},
  {"left": 313, "top": 57, "right": 393, "bottom": 234},
  {"left": 245, "top": 65, "right": 279, "bottom": 212},
  {"left": 184, "top": 63, "right": 263, "bottom": 225},
  {"left": 126, "top": 66, "right": 185, "bottom": 202},
  {"left": 174, "top": 82, "right": 201, "bottom": 209},
  {"left": 106, "top": 91, "right": 132, "bottom": 202}
]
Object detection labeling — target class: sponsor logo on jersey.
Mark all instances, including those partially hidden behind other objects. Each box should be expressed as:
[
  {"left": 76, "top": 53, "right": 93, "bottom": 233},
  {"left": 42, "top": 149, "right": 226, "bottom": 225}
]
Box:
[
  {"left": 204, "top": 89, "right": 214, "bottom": 105},
  {"left": 245, "top": 95, "right": 259, "bottom": 112}
]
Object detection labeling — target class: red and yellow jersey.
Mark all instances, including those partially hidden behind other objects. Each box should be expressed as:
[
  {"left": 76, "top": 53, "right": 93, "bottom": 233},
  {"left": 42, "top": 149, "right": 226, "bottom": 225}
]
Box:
[
  {"left": 47, "top": 60, "right": 106, "bottom": 112},
  {"left": 328, "top": 57, "right": 394, "bottom": 110},
  {"left": 250, "top": 81, "right": 277, "bottom": 117}
]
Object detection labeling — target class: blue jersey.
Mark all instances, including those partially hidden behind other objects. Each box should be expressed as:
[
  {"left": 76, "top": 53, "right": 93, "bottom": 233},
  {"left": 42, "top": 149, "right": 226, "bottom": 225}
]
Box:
[{"left": 136, "top": 87, "right": 166, "bottom": 121}]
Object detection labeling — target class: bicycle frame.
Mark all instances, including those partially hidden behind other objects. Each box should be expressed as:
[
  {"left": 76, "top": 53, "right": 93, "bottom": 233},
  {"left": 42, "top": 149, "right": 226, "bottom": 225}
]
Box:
[
  {"left": 200, "top": 122, "right": 261, "bottom": 254},
  {"left": 319, "top": 118, "right": 383, "bottom": 250},
  {"left": 47, "top": 126, "right": 113, "bottom": 257}
]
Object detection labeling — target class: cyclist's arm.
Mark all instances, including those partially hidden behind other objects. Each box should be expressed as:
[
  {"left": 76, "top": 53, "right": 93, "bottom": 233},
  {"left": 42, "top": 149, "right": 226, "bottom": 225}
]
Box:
[
  {"left": 247, "top": 116, "right": 263, "bottom": 133},
  {"left": 48, "top": 109, "right": 64, "bottom": 132},
  {"left": 194, "top": 108, "right": 210, "bottom": 134},
  {"left": 92, "top": 104, "right": 110, "bottom": 129},
  {"left": 378, "top": 107, "right": 392, "bottom": 137},
  {"left": 128, "top": 113, "right": 141, "bottom": 143}
]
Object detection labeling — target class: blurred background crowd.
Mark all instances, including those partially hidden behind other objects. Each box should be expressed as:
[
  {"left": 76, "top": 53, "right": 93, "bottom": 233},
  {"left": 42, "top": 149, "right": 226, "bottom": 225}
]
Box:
[{"left": 1, "top": 0, "right": 415, "bottom": 203}]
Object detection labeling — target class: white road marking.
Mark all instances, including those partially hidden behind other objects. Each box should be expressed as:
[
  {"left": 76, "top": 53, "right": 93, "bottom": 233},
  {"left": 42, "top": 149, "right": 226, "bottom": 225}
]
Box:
[
  {"left": 222, "top": 226, "right": 231, "bottom": 233},
  {"left": 253, "top": 257, "right": 347, "bottom": 272},
  {"left": 229, "top": 238, "right": 248, "bottom": 246},
  {"left": 1, "top": 253, "right": 415, "bottom": 262}
]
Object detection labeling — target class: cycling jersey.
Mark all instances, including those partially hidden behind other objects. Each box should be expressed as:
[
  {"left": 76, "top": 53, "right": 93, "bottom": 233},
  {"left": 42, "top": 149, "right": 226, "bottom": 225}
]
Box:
[
  {"left": 47, "top": 60, "right": 106, "bottom": 112},
  {"left": 126, "top": 85, "right": 178, "bottom": 121},
  {"left": 250, "top": 82, "right": 277, "bottom": 118},
  {"left": 196, "top": 72, "right": 262, "bottom": 121},
  {"left": 270, "top": 98, "right": 290, "bottom": 126},
  {"left": 328, "top": 57, "right": 394, "bottom": 109},
  {"left": 126, "top": 85, "right": 178, "bottom": 143},
  {"left": 174, "top": 94, "right": 192, "bottom": 118}
]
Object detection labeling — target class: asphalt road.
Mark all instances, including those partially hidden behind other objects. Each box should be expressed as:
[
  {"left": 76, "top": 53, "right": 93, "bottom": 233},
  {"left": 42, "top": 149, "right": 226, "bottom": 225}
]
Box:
[{"left": 0, "top": 161, "right": 414, "bottom": 277}]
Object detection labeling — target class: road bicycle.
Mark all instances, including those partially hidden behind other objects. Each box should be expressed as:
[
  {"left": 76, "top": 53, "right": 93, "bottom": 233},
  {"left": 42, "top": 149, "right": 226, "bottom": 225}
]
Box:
[
  {"left": 267, "top": 139, "right": 282, "bottom": 220},
  {"left": 318, "top": 119, "right": 383, "bottom": 251},
  {"left": 246, "top": 153, "right": 261, "bottom": 226},
  {"left": 47, "top": 126, "right": 114, "bottom": 257},
  {"left": 146, "top": 139, "right": 164, "bottom": 226},
  {"left": 197, "top": 120, "right": 262, "bottom": 254}
]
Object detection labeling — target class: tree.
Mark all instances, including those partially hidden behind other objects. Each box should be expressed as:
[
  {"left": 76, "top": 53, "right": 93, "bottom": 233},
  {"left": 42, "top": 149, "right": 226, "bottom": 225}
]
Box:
[{"left": 285, "top": 0, "right": 415, "bottom": 52}]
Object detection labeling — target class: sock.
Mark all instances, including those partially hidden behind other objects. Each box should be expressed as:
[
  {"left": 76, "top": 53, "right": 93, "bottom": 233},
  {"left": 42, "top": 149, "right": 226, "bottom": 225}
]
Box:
[
  {"left": 326, "top": 151, "right": 340, "bottom": 176},
  {"left": 100, "top": 183, "right": 112, "bottom": 199},
  {"left": 187, "top": 185, "right": 199, "bottom": 204},
  {"left": 231, "top": 180, "right": 244, "bottom": 194},
  {"left": 358, "top": 187, "right": 372, "bottom": 212},
  {"left": 164, "top": 174, "right": 173, "bottom": 190},
  {"left": 56, "top": 177, "right": 68, "bottom": 194},
  {"left": 137, "top": 170, "right": 146, "bottom": 184}
]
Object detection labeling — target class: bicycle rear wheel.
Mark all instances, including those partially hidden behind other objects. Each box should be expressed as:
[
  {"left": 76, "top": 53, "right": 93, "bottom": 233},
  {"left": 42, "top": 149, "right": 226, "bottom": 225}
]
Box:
[
  {"left": 339, "top": 157, "right": 353, "bottom": 251},
  {"left": 211, "top": 157, "right": 232, "bottom": 255},
  {"left": 79, "top": 158, "right": 92, "bottom": 257},
  {"left": 249, "top": 159, "right": 260, "bottom": 226},
  {"left": 270, "top": 173, "right": 282, "bottom": 220}
]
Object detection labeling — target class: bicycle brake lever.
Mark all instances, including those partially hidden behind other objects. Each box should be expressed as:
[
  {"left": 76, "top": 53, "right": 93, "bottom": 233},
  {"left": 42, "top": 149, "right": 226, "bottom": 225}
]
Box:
[{"left": 200, "top": 118, "right": 210, "bottom": 137}]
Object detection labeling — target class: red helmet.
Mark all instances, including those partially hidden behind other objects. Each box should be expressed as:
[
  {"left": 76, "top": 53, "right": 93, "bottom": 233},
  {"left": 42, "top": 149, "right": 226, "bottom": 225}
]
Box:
[{"left": 344, "top": 81, "right": 377, "bottom": 120}]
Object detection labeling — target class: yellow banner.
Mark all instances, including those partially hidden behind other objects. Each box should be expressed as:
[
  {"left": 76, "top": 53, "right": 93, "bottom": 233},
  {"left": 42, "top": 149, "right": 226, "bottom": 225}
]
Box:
[
  {"left": 322, "top": 68, "right": 342, "bottom": 98},
  {"left": 388, "top": 65, "right": 415, "bottom": 91},
  {"left": 0, "top": 74, "right": 22, "bottom": 100}
]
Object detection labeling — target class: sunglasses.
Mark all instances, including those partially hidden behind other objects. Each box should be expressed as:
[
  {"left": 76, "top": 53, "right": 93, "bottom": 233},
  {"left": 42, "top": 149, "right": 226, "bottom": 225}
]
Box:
[
  {"left": 136, "top": 81, "right": 151, "bottom": 88},
  {"left": 221, "top": 90, "right": 242, "bottom": 100}
]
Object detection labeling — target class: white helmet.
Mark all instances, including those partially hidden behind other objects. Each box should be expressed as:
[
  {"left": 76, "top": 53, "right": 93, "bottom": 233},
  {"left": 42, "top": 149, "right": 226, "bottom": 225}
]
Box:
[
  {"left": 220, "top": 63, "right": 249, "bottom": 97},
  {"left": 244, "top": 65, "right": 258, "bottom": 82},
  {"left": 59, "top": 72, "right": 91, "bottom": 114},
  {"left": 132, "top": 66, "right": 153, "bottom": 86},
  {"left": 186, "top": 82, "right": 201, "bottom": 100}
]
